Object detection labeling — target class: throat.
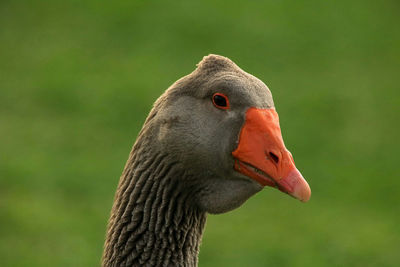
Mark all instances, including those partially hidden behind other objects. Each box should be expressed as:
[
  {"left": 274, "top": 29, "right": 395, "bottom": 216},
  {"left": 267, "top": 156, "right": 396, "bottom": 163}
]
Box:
[{"left": 102, "top": 150, "right": 207, "bottom": 267}]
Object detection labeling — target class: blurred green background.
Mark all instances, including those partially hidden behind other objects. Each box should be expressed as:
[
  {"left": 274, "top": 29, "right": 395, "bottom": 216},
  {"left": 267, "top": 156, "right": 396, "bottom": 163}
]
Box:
[{"left": 1, "top": 0, "right": 399, "bottom": 266}]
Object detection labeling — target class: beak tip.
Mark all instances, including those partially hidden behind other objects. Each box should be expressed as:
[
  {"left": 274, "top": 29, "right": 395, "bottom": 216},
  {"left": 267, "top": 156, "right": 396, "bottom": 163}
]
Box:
[
  {"left": 280, "top": 168, "right": 311, "bottom": 203},
  {"left": 295, "top": 181, "right": 311, "bottom": 203},
  {"left": 299, "top": 189, "right": 311, "bottom": 203}
]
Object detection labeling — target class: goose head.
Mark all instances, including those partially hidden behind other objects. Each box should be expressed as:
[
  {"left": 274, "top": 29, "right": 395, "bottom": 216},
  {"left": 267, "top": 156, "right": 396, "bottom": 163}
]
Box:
[{"left": 145, "top": 54, "right": 311, "bottom": 214}]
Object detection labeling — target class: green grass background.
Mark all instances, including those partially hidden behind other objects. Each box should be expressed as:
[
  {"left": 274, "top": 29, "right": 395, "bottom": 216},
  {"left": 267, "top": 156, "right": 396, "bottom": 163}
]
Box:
[{"left": 1, "top": 0, "right": 399, "bottom": 266}]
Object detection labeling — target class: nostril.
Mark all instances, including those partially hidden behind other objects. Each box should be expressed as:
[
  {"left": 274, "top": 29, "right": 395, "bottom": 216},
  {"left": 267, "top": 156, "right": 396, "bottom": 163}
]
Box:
[{"left": 269, "top": 152, "right": 279, "bottom": 164}]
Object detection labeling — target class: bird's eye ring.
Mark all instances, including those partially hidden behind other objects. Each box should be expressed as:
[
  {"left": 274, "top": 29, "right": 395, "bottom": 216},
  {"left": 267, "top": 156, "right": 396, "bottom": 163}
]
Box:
[{"left": 212, "top": 93, "right": 230, "bottom": 110}]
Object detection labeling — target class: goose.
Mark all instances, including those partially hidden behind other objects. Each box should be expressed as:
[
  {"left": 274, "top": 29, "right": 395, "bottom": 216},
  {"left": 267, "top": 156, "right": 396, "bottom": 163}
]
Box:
[{"left": 102, "top": 54, "right": 311, "bottom": 267}]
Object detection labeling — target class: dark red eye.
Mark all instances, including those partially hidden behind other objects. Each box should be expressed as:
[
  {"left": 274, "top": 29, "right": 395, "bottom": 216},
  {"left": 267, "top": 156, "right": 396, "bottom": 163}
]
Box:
[{"left": 212, "top": 93, "right": 230, "bottom": 110}]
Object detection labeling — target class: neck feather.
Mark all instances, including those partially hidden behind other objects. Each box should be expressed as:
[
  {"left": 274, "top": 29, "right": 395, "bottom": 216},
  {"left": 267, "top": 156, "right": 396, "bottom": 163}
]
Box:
[{"left": 102, "top": 135, "right": 207, "bottom": 266}]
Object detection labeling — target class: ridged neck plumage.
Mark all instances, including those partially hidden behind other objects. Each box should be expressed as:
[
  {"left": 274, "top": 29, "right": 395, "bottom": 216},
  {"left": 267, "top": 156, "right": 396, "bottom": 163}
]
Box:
[{"left": 102, "top": 127, "right": 207, "bottom": 267}]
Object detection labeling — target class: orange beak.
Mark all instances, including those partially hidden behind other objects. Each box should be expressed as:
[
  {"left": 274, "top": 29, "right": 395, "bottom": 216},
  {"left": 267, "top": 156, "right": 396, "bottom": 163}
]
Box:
[{"left": 232, "top": 108, "right": 311, "bottom": 202}]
